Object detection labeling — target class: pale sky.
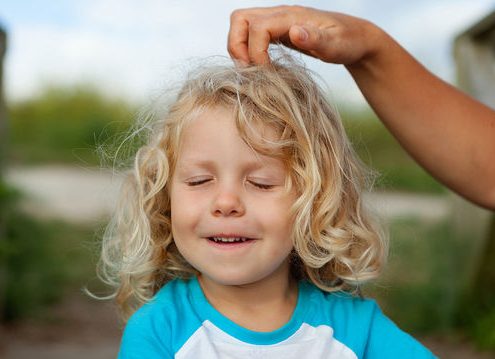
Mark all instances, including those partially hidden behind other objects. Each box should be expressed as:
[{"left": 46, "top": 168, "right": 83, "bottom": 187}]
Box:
[{"left": 1, "top": 0, "right": 494, "bottom": 107}]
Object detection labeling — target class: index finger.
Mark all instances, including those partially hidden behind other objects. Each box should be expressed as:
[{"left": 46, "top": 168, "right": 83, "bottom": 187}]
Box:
[
  {"left": 246, "top": 10, "right": 297, "bottom": 64},
  {"left": 228, "top": 8, "right": 268, "bottom": 65}
]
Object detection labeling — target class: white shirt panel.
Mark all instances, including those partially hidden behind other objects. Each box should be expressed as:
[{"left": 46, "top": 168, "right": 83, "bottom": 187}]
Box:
[{"left": 176, "top": 321, "right": 358, "bottom": 359}]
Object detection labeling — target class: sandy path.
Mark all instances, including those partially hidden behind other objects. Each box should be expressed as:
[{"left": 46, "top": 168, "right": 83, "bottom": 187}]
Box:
[{"left": 0, "top": 289, "right": 121, "bottom": 359}]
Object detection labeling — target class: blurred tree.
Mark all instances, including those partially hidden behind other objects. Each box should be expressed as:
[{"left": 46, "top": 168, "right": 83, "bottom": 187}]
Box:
[
  {"left": 9, "top": 85, "right": 136, "bottom": 165},
  {"left": 0, "top": 25, "right": 8, "bottom": 322},
  {"left": 0, "top": 27, "right": 6, "bottom": 171}
]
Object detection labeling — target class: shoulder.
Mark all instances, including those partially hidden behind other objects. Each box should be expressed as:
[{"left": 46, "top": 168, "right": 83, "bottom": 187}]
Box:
[
  {"left": 305, "top": 287, "right": 381, "bottom": 341},
  {"left": 303, "top": 284, "right": 379, "bottom": 328},
  {"left": 126, "top": 278, "right": 189, "bottom": 329},
  {"left": 118, "top": 278, "right": 201, "bottom": 359},
  {"left": 302, "top": 284, "right": 436, "bottom": 358},
  {"left": 127, "top": 278, "right": 189, "bottom": 323}
]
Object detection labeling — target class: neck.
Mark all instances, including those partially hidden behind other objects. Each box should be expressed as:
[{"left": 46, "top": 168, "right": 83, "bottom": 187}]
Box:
[{"left": 198, "top": 262, "right": 298, "bottom": 331}]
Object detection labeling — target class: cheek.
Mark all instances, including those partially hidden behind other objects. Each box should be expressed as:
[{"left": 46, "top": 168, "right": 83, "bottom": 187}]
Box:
[
  {"left": 170, "top": 188, "right": 192, "bottom": 234},
  {"left": 170, "top": 187, "right": 207, "bottom": 235},
  {"left": 170, "top": 195, "right": 197, "bottom": 259},
  {"left": 261, "top": 194, "right": 295, "bottom": 226},
  {"left": 257, "top": 198, "right": 295, "bottom": 240}
]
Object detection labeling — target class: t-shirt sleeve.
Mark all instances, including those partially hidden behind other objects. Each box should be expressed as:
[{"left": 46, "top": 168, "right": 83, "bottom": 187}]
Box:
[
  {"left": 364, "top": 302, "right": 437, "bottom": 359},
  {"left": 118, "top": 307, "right": 173, "bottom": 359}
]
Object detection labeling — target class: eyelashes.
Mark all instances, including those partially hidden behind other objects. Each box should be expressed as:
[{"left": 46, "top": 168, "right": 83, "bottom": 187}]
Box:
[
  {"left": 187, "top": 178, "right": 210, "bottom": 186},
  {"left": 250, "top": 182, "right": 274, "bottom": 190},
  {"left": 186, "top": 178, "right": 274, "bottom": 190}
]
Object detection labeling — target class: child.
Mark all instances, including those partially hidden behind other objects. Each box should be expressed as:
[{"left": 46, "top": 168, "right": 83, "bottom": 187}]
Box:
[{"left": 100, "top": 55, "right": 435, "bottom": 358}]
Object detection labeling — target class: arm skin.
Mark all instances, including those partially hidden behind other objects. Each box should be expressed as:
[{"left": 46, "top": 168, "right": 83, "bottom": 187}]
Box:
[{"left": 228, "top": 5, "right": 495, "bottom": 209}]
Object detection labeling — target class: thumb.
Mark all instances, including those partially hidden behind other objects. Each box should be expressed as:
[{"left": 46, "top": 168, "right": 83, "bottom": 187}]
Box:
[{"left": 288, "top": 25, "right": 322, "bottom": 52}]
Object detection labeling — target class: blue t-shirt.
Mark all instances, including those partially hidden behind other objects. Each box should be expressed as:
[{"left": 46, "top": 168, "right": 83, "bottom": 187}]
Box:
[{"left": 119, "top": 277, "right": 435, "bottom": 358}]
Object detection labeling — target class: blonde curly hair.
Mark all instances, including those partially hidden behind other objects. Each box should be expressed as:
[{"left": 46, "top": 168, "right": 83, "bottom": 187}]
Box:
[{"left": 99, "top": 55, "right": 387, "bottom": 321}]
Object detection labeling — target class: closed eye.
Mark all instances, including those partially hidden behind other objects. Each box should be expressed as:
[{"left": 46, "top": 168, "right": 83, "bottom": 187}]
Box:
[
  {"left": 249, "top": 181, "right": 274, "bottom": 190},
  {"left": 186, "top": 178, "right": 211, "bottom": 186}
]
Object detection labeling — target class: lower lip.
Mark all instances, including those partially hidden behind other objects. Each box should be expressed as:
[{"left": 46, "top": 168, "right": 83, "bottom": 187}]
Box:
[{"left": 205, "top": 238, "right": 257, "bottom": 249}]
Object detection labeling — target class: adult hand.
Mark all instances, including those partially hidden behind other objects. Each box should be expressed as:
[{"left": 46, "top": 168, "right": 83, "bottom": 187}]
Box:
[{"left": 227, "top": 5, "right": 382, "bottom": 66}]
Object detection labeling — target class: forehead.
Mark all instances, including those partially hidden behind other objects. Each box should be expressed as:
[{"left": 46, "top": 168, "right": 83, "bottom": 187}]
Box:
[{"left": 175, "top": 106, "right": 285, "bottom": 169}]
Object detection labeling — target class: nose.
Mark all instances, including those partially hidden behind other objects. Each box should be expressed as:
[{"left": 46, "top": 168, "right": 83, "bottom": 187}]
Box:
[{"left": 211, "top": 186, "right": 245, "bottom": 217}]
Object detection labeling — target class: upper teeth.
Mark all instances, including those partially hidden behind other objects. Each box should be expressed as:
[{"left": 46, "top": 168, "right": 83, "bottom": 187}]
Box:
[{"left": 212, "top": 237, "right": 248, "bottom": 243}]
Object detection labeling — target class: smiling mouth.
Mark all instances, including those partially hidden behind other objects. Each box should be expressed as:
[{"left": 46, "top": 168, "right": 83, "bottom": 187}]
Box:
[{"left": 207, "top": 237, "right": 255, "bottom": 243}]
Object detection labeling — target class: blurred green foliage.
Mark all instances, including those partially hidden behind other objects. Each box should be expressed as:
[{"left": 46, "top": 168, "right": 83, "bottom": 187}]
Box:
[
  {"left": 367, "top": 216, "right": 495, "bottom": 351},
  {"left": 8, "top": 85, "right": 136, "bottom": 165},
  {"left": 471, "top": 307, "right": 495, "bottom": 349},
  {"left": 0, "top": 180, "right": 98, "bottom": 321},
  {"left": 454, "top": 217, "right": 495, "bottom": 350},
  {"left": 369, "top": 218, "right": 462, "bottom": 332}
]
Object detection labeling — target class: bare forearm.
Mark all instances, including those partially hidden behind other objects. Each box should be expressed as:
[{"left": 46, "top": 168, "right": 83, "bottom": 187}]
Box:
[{"left": 347, "top": 28, "right": 495, "bottom": 209}]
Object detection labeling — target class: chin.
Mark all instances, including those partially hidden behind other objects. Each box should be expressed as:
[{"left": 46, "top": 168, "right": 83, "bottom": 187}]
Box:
[{"left": 201, "top": 270, "right": 268, "bottom": 287}]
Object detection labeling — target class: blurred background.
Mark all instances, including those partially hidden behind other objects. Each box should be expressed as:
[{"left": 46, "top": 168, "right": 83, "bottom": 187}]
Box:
[{"left": 0, "top": 1, "right": 494, "bottom": 358}]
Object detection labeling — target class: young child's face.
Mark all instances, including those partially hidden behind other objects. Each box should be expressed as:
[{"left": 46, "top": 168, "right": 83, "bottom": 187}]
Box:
[{"left": 170, "top": 106, "right": 296, "bottom": 287}]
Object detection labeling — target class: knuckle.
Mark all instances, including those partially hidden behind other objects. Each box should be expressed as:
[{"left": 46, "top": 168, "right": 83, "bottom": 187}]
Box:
[
  {"left": 230, "top": 9, "right": 244, "bottom": 22},
  {"left": 227, "top": 42, "right": 237, "bottom": 55},
  {"left": 249, "top": 21, "right": 266, "bottom": 33}
]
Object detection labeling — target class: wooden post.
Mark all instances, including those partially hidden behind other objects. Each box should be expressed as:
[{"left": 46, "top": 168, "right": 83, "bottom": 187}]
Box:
[{"left": 453, "top": 11, "right": 495, "bottom": 341}]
